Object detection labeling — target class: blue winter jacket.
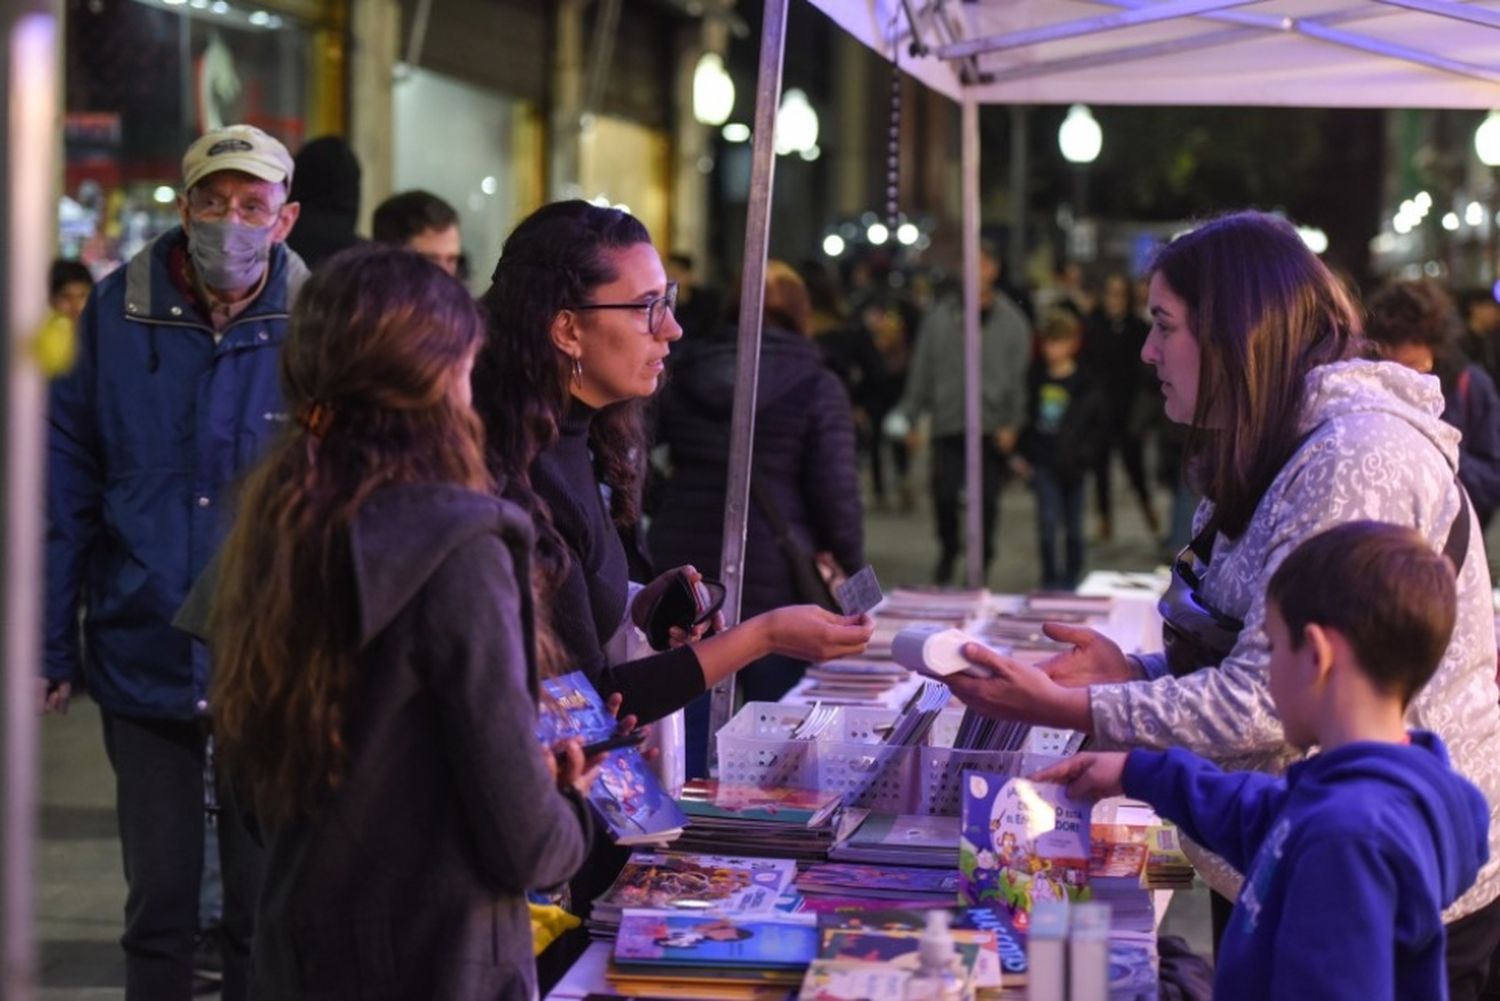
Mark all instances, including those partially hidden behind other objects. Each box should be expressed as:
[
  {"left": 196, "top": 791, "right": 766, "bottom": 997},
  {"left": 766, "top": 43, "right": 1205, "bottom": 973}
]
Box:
[
  {"left": 1124, "top": 732, "right": 1490, "bottom": 1001},
  {"left": 45, "top": 228, "right": 308, "bottom": 719}
]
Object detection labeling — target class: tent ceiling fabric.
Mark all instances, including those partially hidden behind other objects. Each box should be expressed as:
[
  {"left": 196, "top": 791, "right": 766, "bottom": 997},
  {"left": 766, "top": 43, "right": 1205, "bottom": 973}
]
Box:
[{"left": 806, "top": 0, "right": 1500, "bottom": 108}]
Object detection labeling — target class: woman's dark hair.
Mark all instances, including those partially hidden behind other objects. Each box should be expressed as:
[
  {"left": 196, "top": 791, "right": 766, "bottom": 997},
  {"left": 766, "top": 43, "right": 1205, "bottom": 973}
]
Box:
[
  {"left": 210, "top": 245, "right": 490, "bottom": 826},
  {"left": 1365, "top": 279, "right": 1462, "bottom": 355},
  {"left": 1150, "top": 210, "right": 1364, "bottom": 539},
  {"left": 473, "top": 200, "right": 653, "bottom": 532}
]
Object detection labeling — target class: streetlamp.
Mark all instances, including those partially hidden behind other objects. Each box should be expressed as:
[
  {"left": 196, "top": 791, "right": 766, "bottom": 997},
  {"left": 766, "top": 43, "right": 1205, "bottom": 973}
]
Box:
[
  {"left": 1475, "top": 110, "right": 1500, "bottom": 167},
  {"left": 1477, "top": 111, "right": 1500, "bottom": 285},
  {"left": 693, "top": 52, "right": 735, "bottom": 127},
  {"left": 775, "top": 89, "right": 819, "bottom": 157},
  {"left": 1058, "top": 104, "right": 1102, "bottom": 253}
]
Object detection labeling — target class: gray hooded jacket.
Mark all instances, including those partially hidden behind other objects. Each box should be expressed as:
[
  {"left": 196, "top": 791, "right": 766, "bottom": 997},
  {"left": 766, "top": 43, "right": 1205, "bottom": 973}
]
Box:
[{"left": 1091, "top": 360, "right": 1500, "bottom": 921}]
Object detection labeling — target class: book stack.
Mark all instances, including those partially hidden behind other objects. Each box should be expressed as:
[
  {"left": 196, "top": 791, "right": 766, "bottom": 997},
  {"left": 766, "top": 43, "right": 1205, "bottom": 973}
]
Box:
[
  {"left": 1141, "top": 824, "right": 1196, "bottom": 891},
  {"left": 866, "top": 587, "right": 989, "bottom": 660},
  {"left": 795, "top": 863, "right": 964, "bottom": 911},
  {"left": 607, "top": 909, "right": 815, "bottom": 999},
  {"left": 672, "top": 780, "right": 849, "bottom": 863},
  {"left": 535, "top": 671, "right": 686, "bottom": 847},
  {"left": 797, "top": 908, "right": 996, "bottom": 1000},
  {"left": 950, "top": 706, "right": 1087, "bottom": 756},
  {"left": 796, "top": 658, "right": 915, "bottom": 706},
  {"left": 828, "top": 812, "right": 960, "bottom": 868},
  {"left": 588, "top": 852, "right": 800, "bottom": 940}
]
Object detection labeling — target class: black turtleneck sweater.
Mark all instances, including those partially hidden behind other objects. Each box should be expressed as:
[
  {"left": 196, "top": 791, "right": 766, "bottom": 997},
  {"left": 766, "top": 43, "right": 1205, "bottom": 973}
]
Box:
[{"left": 530, "top": 401, "right": 705, "bottom": 723}]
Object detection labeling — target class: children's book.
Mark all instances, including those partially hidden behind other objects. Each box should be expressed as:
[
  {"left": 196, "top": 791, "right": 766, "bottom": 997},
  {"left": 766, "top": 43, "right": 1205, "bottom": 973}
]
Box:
[
  {"left": 796, "top": 959, "right": 911, "bottom": 1001},
  {"left": 614, "top": 909, "right": 818, "bottom": 970},
  {"left": 678, "top": 781, "right": 843, "bottom": 828},
  {"left": 796, "top": 863, "right": 962, "bottom": 899},
  {"left": 535, "top": 671, "right": 687, "bottom": 845},
  {"left": 959, "top": 772, "right": 1093, "bottom": 931},
  {"left": 595, "top": 852, "right": 799, "bottom": 916},
  {"left": 816, "top": 907, "right": 1014, "bottom": 989}
]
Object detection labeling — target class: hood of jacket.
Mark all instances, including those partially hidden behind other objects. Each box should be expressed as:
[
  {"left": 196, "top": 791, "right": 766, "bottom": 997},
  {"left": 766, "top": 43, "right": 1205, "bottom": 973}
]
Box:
[
  {"left": 289, "top": 136, "right": 362, "bottom": 218},
  {"left": 1298, "top": 359, "right": 1461, "bottom": 473},
  {"left": 350, "top": 483, "right": 535, "bottom": 649},
  {"left": 1287, "top": 732, "right": 1490, "bottom": 907},
  {"left": 667, "top": 324, "right": 827, "bottom": 418}
]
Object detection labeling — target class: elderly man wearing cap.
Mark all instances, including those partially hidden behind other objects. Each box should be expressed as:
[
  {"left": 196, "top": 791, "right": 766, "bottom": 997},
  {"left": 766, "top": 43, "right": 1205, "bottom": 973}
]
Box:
[{"left": 44, "top": 124, "right": 305, "bottom": 1001}]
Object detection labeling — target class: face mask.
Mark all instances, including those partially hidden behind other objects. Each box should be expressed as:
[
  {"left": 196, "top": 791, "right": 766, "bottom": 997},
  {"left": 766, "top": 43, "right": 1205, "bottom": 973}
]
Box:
[{"left": 187, "top": 218, "right": 274, "bottom": 291}]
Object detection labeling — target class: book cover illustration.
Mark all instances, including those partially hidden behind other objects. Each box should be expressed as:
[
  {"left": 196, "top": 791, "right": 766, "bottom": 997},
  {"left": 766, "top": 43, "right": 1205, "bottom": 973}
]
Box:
[
  {"left": 535, "top": 671, "right": 687, "bottom": 845},
  {"left": 598, "top": 853, "right": 798, "bottom": 914},
  {"left": 614, "top": 909, "right": 818, "bottom": 969},
  {"left": 678, "top": 781, "right": 842, "bottom": 827},
  {"left": 798, "top": 863, "right": 962, "bottom": 897},
  {"left": 817, "top": 906, "right": 1024, "bottom": 988},
  {"left": 959, "top": 772, "right": 1092, "bottom": 929},
  {"left": 796, "top": 959, "right": 910, "bottom": 1001}
]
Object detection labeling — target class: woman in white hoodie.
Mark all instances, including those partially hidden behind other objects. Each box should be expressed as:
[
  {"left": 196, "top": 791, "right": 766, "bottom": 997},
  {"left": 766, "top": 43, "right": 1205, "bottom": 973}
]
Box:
[{"left": 946, "top": 211, "right": 1500, "bottom": 999}]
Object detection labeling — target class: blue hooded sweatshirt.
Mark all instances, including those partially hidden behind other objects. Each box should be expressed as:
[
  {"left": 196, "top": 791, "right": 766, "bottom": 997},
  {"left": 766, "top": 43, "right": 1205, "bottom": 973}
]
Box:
[{"left": 1123, "top": 731, "right": 1490, "bottom": 1001}]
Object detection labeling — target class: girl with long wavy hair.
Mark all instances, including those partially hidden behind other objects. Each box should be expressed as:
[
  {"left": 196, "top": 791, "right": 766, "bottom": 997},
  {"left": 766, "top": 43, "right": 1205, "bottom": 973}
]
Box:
[
  {"left": 209, "top": 245, "right": 595, "bottom": 1000},
  {"left": 473, "top": 200, "right": 872, "bottom": 742}
]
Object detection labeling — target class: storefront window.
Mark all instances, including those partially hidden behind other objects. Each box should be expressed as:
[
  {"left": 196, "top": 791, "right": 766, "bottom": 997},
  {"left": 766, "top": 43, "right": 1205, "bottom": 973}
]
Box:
[{"left": 62, "top": 0, "right": 311, "bottom": 274}]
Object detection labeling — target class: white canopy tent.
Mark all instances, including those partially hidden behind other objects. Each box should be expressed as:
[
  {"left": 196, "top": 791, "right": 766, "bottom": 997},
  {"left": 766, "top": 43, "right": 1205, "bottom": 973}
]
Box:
[
  {"left": 810, "top": 0, "right": 1500, "bottom": 108},
  {"left": 708, "top": 0, "right": 1500, "bottom": 748}
]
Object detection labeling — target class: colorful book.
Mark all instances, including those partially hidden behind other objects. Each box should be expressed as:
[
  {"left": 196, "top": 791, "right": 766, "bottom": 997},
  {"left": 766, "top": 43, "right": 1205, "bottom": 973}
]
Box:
[
  {"left": 816, "top": 907, "right": 1012, "bottom": 989},
  {"left": 959, "top": 772, "right": 1092, "bottom": 931},
  {"left": 614, "top": 909, "right": 818, "bottom": 970},
  {"left": 678, "top": 781, "right": 842, "bottom": 828},
  {"left": 797, "top": 863, "right": 962, "bottom": 899},
  {"left": 535, "top": 671, "right": 687, "bottom": 846},
  {"left": 594, "top": 853, "right": 799, "bottom": 917}
]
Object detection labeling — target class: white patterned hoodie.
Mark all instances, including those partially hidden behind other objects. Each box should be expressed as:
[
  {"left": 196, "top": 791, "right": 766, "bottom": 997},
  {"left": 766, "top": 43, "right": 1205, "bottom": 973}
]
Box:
[{"left": 1090, "top": 359, "right": 1500, "bottom": 921}]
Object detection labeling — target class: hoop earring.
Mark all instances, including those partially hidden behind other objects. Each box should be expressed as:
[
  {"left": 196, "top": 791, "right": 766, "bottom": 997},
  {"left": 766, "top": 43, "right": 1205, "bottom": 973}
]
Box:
[{"left": 571, "top": 355, "right": 583, "bottom": 387}]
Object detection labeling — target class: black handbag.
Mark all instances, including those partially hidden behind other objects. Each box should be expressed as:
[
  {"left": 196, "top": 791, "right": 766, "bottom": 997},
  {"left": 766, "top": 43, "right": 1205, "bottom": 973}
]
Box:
[{"left": 748, "top": 474, "right": 840, "bottom": 611}]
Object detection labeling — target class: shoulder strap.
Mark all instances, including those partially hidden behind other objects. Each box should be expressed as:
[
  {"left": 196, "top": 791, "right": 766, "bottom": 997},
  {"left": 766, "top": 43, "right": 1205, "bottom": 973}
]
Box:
[
  {"left": 1444, "top": 480, "right": 1471, "bottom": 573},
  {"left": 748, "top": 470, "right": 793, "bottom": 544}
]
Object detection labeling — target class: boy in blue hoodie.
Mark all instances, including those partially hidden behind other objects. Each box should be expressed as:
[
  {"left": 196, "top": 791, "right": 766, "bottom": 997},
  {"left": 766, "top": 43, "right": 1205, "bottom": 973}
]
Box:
[{"left": 1036, "top": 520, "right": 1491, "bottom": 1001}]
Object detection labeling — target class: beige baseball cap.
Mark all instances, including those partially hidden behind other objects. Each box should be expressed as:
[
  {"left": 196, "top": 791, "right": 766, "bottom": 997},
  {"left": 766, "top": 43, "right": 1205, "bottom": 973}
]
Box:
[{"left": 181, "top": 124, "right": 294, "bottom": 191}]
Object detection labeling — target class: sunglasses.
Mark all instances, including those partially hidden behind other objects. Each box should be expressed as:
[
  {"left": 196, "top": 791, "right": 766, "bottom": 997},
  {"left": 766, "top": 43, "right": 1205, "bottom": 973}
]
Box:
[{"left": 1158, "top": 541, "right": 1244, "bottom": 678}]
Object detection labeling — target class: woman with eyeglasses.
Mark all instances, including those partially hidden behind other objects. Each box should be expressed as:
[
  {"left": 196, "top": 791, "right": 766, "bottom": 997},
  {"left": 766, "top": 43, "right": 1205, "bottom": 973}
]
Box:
[
  {"left": 650, "top": 260, "right": 865, "bottom": 777},
  {"left": 939, "top": 211, "right": 1500, "bottom": 997},
  {"left": 472, "top": 201, "right": 872, "bottom": 733}
]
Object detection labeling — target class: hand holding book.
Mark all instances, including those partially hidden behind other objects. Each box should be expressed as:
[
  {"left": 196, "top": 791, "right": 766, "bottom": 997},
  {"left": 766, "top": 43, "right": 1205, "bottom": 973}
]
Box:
[{"left": 1030, "top": 752, "right": 1129, "bottom": 802}]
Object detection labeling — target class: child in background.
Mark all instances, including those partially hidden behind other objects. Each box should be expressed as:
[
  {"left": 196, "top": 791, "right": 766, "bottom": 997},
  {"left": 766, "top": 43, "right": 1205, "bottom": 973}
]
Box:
[
  {"left": 1014, "top": 309, "right": 1107, "bottom": 589},
  {"left": 1036, "top": 521, "right": 1490, "bottom": 1001}
]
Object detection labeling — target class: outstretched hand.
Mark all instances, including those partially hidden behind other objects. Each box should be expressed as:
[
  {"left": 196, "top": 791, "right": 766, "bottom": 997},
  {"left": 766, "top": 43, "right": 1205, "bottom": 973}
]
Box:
[
  {"left": 1035, "top": 624, "right": 1141, "bottom": 687},
  {"left": 1029, "top": 751, "right": 1129, "bottom": 802},
  {"left": 762, "top": 606, "right": 874, "bottom": 662},
  {"left": 942, "top": 644, "right": 1092, "bottom": 731}
]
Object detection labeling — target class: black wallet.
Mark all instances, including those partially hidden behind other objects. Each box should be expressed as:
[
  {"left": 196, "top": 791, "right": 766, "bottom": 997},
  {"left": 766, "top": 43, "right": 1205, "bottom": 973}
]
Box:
[{"left": 644, "top": 573, "right": 726, "bottom": 651}]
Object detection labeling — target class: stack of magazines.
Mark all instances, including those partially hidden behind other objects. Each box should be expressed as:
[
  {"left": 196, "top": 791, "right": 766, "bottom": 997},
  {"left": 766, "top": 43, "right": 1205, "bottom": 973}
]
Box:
[
  {"left": 672, "top": 780, "right": 850, "bottom": 863},
  {"left": 587, "top": 851, "right": 799, "bottom": 940}
]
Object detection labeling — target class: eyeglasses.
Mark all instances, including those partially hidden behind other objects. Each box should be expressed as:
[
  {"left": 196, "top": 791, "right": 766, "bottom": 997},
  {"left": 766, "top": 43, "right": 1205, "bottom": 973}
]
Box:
[
  {"left": 1158, "top": 541, "right": 1244, "bottom": 677},
  {"left": 566, "top": 282, "right": 678, "bottom": 335},
  {"left": 187, "top": 190, "right": 283, "bottom": 228}
]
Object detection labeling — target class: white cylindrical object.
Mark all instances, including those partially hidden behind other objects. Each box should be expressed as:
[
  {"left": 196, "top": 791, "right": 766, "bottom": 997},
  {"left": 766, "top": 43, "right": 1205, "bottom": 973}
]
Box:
[{"left": 1067, "top": 902, "right": 1111, "bottom": 1001}]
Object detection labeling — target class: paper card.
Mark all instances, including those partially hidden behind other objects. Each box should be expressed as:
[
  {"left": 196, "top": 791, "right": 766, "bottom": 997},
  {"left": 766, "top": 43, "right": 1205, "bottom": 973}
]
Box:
[{"left": 835, "top": 565, "right": 884, "bottom": 617}]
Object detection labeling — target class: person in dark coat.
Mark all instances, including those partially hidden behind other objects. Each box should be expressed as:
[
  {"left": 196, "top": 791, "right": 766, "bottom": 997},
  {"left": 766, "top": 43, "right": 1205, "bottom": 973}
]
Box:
[
  {"left": 1367, "top": 278, "right": 1500, "bottom": 528},
  {"left": 206, "top": 247, "right": 595, "bottom": 1000},
  {"left": 286, "top": 136, "right": 363, "bottom": 269},
  {"left": 650, "top": 259, "right": 864, "bottom": 698},
  {"left": 1080, "top": 272, "right": 1160, "bottom": 541}
]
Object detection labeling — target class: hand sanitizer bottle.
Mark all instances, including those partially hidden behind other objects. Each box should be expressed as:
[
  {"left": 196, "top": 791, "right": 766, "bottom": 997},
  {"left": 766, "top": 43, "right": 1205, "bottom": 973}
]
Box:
[{"left": 903, "top": 910, "right": 965, "bottom": 1001}]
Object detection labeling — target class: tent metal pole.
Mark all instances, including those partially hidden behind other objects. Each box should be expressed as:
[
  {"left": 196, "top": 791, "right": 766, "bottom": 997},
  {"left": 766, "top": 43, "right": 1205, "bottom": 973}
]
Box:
[
  {"left": 708, "top": 0, "right": 788, "bottom": 772},
  {"left": 3, "top": 8, "right": 60, "bottom": 999},
  {"left": 961, "top": 94, "right": 983, "bottom": 591}
]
